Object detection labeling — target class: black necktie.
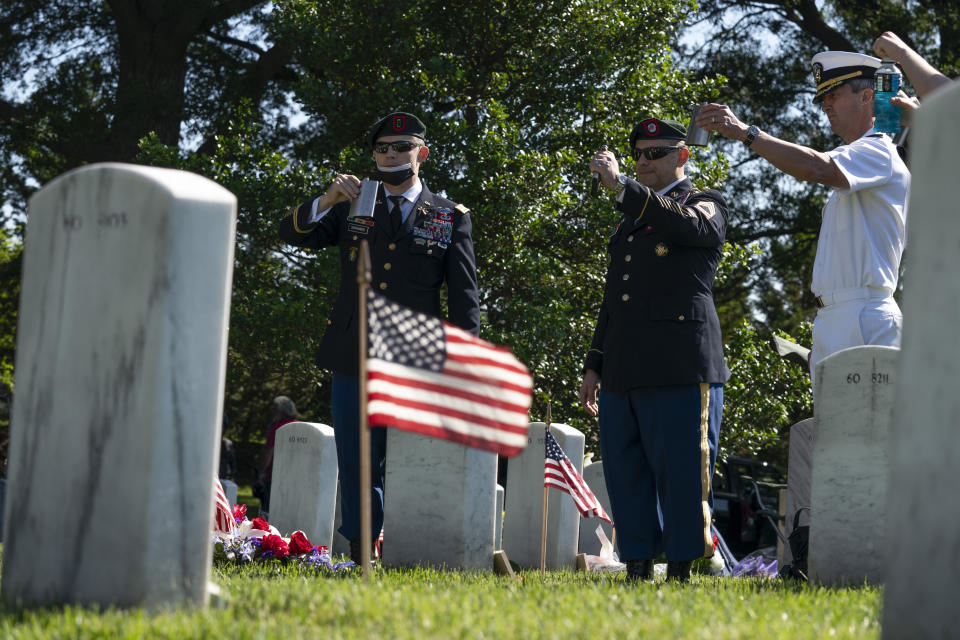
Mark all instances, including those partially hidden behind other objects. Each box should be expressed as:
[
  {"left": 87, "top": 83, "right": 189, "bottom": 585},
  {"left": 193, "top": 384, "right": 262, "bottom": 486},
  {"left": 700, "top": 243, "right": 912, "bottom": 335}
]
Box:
[{"left": 388, "top": 195, "right": 405, "bottom": 233}]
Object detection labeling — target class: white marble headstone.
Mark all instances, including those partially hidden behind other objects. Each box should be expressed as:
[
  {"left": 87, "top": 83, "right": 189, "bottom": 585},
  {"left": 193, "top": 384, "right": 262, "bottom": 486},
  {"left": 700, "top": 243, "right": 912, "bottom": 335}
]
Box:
[
  {"left": 1, "top": 163, "right": 236, "bottom": 609},
  {"left": 0, "top": 479, "right": 5, "bottom": 542},
  {"left": 502, "top": 423, "right": 584, "bottom": 569},
  {"left": 268, "top": 422, "right": 338, "bottom": 549},
  {"left": 810, "top": 345, "right": 899, "bottom": 585},
  {"left": 781, "top": 417, "right": 813, "bottom": 567},
  {"left": 883, "top": 83, "right": 960, "bottom": 639},
  {"left": 577, "top": 460, "right": 616, "bottom": 557},
  {"left": 220, "top": 479, "right": 238, "bottom": 510},
  {"left": 382, "top": 430, "right": 497, "bottom": 569}
]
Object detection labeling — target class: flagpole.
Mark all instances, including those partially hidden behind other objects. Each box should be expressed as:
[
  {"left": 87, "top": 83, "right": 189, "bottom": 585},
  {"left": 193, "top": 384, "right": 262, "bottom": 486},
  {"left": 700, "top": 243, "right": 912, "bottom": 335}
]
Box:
[
  {"left": 540, "top": 401, "right": 552, "bottom": 576},
  {"left": 357, "top": 240, "right": 372, "bottom": 583}
]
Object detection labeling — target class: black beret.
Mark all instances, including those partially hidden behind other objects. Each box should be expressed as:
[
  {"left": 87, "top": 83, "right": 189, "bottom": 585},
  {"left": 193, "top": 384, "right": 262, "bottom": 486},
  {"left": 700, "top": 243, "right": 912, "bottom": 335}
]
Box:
[
  {"left": 629, "top": 118, "right": 687, "bottom": 147},
  {"left": 366, "top": 112, "right": 426, "bottom": 148}
]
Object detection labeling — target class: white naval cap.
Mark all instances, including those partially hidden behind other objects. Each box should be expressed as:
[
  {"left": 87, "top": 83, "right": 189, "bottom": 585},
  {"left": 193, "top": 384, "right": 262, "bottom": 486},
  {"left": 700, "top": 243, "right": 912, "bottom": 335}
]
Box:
[{"left": 811, "top": 51, "right": 881, "bottom": 102}]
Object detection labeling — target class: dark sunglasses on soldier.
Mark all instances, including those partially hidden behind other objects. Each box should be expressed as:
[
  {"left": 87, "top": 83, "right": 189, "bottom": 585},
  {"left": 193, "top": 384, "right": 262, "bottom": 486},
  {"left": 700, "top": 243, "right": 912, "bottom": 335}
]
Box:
[
  {"left": 631, "top": 146, "right": 681, "bottom": 161},
  {"left": 372, "top": 141, "right": 423, "bottom": 154}
]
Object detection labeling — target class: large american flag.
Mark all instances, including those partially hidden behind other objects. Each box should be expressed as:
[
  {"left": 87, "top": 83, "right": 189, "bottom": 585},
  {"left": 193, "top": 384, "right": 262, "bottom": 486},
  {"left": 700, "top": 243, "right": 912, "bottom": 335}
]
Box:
[
  {"left": 366, "top": 289, "right": 532, "bottom": 457},
  {"left": 213, "top": 476, "right": 236, "bottom": 533},
  {"left": 544, "top": 428, "right": 611, "bottom": 523}
]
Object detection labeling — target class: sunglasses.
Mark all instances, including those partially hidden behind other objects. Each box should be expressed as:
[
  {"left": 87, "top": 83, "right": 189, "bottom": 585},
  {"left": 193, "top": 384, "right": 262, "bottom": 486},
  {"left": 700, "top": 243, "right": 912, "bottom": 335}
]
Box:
[
  {"left": 631, "top": 146, "right": 681, "bottom": 161},
  {"left": 372, "top": 141, "right": 423, "bottom": 154}
]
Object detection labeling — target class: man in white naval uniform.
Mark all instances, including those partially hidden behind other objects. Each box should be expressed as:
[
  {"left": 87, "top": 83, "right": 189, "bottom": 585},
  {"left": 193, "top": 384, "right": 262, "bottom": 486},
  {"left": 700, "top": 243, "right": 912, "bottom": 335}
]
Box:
[{"left": 694, "top": 51, "right": 909, "bottom": 377}]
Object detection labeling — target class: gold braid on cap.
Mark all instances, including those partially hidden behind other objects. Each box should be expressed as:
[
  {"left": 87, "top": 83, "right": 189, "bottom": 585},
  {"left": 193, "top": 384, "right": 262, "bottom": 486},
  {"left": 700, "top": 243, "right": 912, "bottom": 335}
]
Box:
[{"left": 816, "top": 70, "right": 863, "bottom": 94}]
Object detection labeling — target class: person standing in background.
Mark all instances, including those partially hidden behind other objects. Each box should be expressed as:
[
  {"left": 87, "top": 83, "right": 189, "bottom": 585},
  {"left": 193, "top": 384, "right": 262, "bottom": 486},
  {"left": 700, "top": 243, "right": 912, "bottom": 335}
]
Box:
[{"left": 257, "top": 395, "right": 299, "bottom": 517}]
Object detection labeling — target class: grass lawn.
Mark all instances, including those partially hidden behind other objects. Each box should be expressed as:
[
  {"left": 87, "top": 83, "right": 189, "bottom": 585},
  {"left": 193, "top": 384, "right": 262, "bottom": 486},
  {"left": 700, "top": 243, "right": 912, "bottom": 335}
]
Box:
[
  {"left": 235, "top": 485, "right": 262, "bottom": 519},
  {"left": 0, "top": 559, "right": 881, "bottom": 639}
]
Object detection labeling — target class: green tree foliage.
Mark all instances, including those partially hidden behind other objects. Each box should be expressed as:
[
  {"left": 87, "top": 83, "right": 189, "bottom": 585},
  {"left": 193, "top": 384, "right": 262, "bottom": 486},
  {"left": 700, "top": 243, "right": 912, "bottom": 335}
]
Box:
[
  {"left": 722, "top": 320, "right": 812, "bottom": 467},
  {"left": 135, "top": 0, "right": 732, "bottom": 449},
  {"left": 0, "top": 228, "right": 22, "bottom": 474},
  {"left": 2, "top": 0, "right": 814, "bottom": 469},
  {"left": 0, "top": 0, "right": 288, "bottom": 218}
]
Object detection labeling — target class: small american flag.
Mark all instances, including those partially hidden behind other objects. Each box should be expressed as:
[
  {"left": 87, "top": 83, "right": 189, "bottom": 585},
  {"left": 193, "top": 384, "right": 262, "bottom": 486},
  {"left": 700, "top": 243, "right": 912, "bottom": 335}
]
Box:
[
  {"left": 366, "top": 289, "right": 532, "bottom": 457},
  {"left": 544, "top": 428, "right": 611, "bottom": 523},
  {"left": 213, "top": 476, "right": 236, "bottom": 533}
]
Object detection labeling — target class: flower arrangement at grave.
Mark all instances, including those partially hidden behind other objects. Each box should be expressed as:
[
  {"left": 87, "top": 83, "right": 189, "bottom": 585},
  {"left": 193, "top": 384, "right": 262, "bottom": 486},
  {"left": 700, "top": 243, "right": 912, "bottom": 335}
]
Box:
[{"left": 212, "top": 504, "right": 353, "bottom": 572}]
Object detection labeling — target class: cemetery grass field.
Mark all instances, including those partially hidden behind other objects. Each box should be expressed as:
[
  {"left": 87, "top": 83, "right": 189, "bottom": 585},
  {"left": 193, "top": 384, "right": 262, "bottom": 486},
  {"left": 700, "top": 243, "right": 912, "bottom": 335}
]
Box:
[{"left": 0, "top": 551, "right": 882, "bottom": 639}]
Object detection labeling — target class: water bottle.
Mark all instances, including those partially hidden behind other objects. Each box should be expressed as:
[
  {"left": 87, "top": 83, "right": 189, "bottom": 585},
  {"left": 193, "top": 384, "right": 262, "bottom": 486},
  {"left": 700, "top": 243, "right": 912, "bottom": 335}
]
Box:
[{"left": 874, "top": 59, "right": 901, "bottom": 135}]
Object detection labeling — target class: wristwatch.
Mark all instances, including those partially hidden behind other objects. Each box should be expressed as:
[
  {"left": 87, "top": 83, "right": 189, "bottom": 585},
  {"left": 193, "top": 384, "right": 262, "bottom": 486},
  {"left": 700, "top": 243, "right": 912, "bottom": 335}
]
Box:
[
  {"left": 614, "top": 173, "right": 629, "bottom": 197},
  {"left": 743, "top": 125, "right": 760, "bottom": 148}
]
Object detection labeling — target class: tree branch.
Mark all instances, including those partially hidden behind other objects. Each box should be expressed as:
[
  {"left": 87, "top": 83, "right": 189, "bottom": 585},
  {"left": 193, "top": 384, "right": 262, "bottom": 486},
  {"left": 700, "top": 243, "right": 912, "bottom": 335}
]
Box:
[
  {"left": 0, "top": 98, "right": 20, "bottom": 123},
  {"left": 786, "top": 0, "right": 856, "bottom": 51},
  {"left": 204, "top": 30, "right": 267, "bottom": 55},
  {"left": 194, "top": 37, "right": 297, "bottom": 156},
  {"left": 203, "top": 0, "right": 266, "bottom": 29}
]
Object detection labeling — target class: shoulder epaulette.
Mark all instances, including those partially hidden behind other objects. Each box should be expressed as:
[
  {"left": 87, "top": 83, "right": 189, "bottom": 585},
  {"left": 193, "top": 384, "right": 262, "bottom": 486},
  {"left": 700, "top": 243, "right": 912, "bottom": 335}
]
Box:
[{"left": 454, "top": 203, "right": 470, "bottom": 215}]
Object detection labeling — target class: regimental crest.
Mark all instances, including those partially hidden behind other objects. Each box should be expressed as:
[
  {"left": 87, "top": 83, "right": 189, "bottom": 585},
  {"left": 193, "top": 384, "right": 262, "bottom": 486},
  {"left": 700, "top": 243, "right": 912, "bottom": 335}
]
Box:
[
  {"left": 655, "top": 242, "right": 669, "bottom": 257},
  {"left": 643, "top": 118, "right": 659, "bottom": 136},
  {"left": 813, "top": 62, "right": 823, "bottom": 85},
  {"left": 392, "top": 115, "right": 406, "bottom": 131}
]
